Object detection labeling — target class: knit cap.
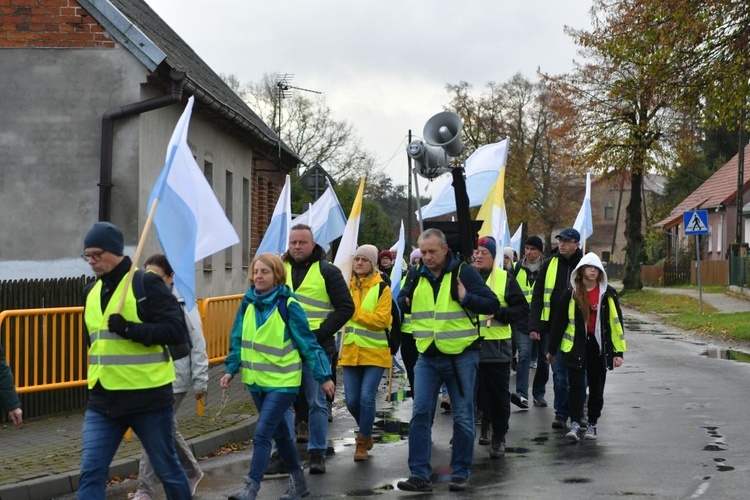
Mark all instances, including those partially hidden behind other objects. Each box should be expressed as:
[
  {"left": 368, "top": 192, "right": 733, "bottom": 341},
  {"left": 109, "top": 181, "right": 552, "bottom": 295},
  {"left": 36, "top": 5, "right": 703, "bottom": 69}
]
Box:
[
  {"left": 477, "top": 236, "right": 497, "bottom": 259},
  {"left": 409, "top": 249, "right": 422, "bottom": 262},
  {"left": 525, "top": 235, "right": 544, "bottom": 252},
  {"left": 83, "top": 222, "right": 124, "bottom": 256},
  {"left": 354, "top": 244, "right": 379, "bottom": 269}
]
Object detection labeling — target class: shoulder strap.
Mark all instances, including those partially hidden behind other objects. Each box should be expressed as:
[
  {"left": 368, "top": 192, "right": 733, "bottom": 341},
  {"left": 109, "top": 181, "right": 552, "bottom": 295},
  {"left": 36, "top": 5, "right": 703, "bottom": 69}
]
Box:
[{"left": 277, "top": 296, "right": 290, "bottom": 325}]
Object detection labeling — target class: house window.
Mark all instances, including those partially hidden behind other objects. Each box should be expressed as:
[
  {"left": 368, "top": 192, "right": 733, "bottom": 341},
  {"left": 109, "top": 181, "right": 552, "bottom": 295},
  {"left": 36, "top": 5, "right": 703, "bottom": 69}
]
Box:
[
  {"left": 708, "top": 224, "right": 713, "bottom": 252},
  {"left": 604, "top": 203, "right": 614, "bottom": 221},
  {"left": 717, "top": 216, "right": 723, "bottom": 255},
  {"left": 225, "top": 171, "right": 234, "bottom": 268},
  {"left": 203, "top": 161, "right": 214, "bottom": 271},
  {"left": 601, "top": 251, "right": 611, "bottom": 263}
]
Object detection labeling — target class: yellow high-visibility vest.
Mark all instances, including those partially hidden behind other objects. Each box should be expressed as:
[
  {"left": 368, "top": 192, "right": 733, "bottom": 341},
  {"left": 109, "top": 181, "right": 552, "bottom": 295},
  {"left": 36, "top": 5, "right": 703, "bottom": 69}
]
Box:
[
  {"left": 343, "top": 286, "right": 388, "bottom": 349},
  {"left": 541, "top": 257, "right": 560, "bottom": 321},
  {"left": 240, "top": 297, "right": 303, "bottom": 388},
  {"left": 478, "top": 268, "right": 511, "bottom": 341},
  {"left": 85, "top": 276, "right": 174, "bottom": 390},
  {"left": 285, "top": 262, "right": 333, "bottom": 329},
  {"left": 561, "top": 295, "right": 626, "bottom": 353}
]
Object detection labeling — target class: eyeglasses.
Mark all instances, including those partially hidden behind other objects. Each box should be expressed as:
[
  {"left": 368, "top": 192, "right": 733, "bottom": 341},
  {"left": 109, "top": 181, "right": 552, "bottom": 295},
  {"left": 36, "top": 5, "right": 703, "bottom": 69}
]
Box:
[{"left": 81, "top": 250, "right": 107, "bottom": 262}]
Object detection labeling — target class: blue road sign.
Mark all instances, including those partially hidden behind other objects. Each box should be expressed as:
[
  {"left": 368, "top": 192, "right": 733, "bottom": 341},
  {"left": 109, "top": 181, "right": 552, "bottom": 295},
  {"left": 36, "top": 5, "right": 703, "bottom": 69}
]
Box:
[{"left": 683, "top": 210, "right": 709, "bottom": 235}]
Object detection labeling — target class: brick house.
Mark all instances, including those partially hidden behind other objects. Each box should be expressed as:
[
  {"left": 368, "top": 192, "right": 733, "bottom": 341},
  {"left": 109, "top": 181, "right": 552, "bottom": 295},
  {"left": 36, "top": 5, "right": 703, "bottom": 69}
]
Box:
[
  {"left": 656, "top": 143, "right": 750, "bottom": 261},
  {"left": 0, "top": 0, "right": 297, "bottom": 298}
]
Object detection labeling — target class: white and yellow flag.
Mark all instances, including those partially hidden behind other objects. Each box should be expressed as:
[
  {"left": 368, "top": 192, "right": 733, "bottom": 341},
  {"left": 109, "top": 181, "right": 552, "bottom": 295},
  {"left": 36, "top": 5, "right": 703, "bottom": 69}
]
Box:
[
  {"left": 333, "top": 177, "right": 366, "bottom": 280},
  {"left": 476, "top": 167, "right": 510, "bottom": 266}
]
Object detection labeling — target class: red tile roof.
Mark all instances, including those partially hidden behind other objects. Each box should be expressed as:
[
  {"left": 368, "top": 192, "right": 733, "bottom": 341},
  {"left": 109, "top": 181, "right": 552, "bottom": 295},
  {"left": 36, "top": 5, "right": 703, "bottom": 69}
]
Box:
[{"left": 657, "top": 144, "right": 750, "bottom": 229}]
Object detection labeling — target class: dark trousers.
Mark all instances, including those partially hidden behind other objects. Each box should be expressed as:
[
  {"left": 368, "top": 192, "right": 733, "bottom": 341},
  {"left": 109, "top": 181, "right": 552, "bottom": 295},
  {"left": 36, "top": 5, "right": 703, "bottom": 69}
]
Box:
[
  {"left": 531, "top": 331, "right": 550, "bottom": 401},
  {"left": 477, "top": 361, "right": 511, "bottom": 438},
  {"left": 568, "top": 334, "right": 607, "bottom": 425},
  {"left": 400, "top": 333, "right": 418, "bottom": 397}
]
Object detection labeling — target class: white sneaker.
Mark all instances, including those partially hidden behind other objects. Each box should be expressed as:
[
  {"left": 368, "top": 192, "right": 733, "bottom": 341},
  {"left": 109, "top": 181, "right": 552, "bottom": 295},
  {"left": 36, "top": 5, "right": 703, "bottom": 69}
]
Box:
[
  {"left": 584, "top": 424, "right": 597, "bottom": 440},
  {"left": 566, "top": 422, "right": 581, "bottom": 442}
]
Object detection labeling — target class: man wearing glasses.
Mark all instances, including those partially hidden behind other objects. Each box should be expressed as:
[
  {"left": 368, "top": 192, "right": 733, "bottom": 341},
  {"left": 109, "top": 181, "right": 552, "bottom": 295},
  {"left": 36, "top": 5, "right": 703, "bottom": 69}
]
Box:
[
  {"left": 78, "top": 221, "right": 191, "bottom": 499},
  {"left": 528, "top": 228, "right": 583, "bottom": 431}
]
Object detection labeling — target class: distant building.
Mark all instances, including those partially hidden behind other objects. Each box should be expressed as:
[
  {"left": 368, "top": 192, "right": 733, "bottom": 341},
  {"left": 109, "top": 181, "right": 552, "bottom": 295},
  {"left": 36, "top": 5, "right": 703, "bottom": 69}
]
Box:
[
  {"left": 656, "top": 144, "right": 750, "bottom": 261},
  {"left": 0, "top": 0, "right": 298, "bottom": 297},
  {"left": 554, "top": 173, "right": 665, "bottom": 264}
]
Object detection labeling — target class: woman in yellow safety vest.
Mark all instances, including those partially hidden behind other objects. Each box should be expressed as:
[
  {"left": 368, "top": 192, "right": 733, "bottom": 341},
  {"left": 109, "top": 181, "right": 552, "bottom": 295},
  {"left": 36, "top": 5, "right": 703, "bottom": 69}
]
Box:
[
  {"left": 339, "top": 244, "right": 393, "bottom": 462},
  {"left": 222, "top": 253, "right": 335, "bottom": 500},
  {"left": 547, "top": 252, "right": 626, "bottom": 443}
]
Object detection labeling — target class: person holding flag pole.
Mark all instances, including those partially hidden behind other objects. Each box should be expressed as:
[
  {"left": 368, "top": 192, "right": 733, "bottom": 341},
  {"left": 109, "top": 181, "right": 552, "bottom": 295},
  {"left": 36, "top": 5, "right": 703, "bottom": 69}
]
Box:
[{"left": 78, "top": 95, "right": 239, "bottom": 499}]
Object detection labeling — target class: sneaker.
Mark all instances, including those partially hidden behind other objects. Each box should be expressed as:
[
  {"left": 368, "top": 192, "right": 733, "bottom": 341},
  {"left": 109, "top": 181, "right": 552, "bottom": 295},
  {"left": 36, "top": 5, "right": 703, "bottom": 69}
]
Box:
[
  {"left": 127, "top": 493, "right": 152, "bottom": 500},
  {"left": 397, "top": 476, "right": 433, "bottom": 492},
  {"left": 296, "top": 421, "right": 309, "bottom": 443},
  {"left": 449, "top": 476, "right": 469, "bottom": 492},
  {"left": 533, "top": 397, "right": 548, "bottom": 408},
  {"left": 552, "top": 417, "right": 567, "bottom": 429},
  {"left": 489, "top": 434, "right": 506, "bottom": 459},
  {"left": 264, "top": 451, "right": 289, "bottom": 478},
  {"left": 309, "top": 449, "right": 326, "bottom": 474},
  {"left": 511, "top": 393, "right": 529, "bottom": 409},
  {"left": 189, "top": 470, "right": 204, "bottom": 495},
  {"left": 585, "top": 424, "right": 597, "bottom": 440},
  {"left": 440, "top": 395, "right": 451, "bottom": 411},
  {"left": 566, "top": 421, "right": 581, "bottom": 442},
  {"left": 478, "top": 423, "right": 490, "bottom": 445}
]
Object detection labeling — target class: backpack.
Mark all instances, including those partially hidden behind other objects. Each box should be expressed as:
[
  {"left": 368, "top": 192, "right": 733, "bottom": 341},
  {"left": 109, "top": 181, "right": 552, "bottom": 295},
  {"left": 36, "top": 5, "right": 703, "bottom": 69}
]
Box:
[
  {"left": 379, "top": 281, "right": 402, "bottom": 355},
  {"left": 131, "top": 270, "right": 192, "bottom": 360}
]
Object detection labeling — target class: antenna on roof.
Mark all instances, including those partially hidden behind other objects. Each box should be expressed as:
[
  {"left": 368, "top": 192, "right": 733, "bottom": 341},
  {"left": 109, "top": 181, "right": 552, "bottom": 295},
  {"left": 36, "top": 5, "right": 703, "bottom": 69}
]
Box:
[{"left": 275, "top": 74, "right": 323, "bottom": 160}]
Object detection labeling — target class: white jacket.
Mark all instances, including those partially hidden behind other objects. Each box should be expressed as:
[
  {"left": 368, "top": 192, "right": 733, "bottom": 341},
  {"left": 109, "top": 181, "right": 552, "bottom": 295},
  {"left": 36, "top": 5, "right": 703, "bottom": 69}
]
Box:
[{"left": 172, "top": 289, "right": 209, "bottom": 394}]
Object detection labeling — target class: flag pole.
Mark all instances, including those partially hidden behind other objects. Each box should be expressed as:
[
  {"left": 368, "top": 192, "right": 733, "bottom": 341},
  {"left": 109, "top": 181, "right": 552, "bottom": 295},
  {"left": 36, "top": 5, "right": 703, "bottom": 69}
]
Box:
[
  {"left": 115, "top": 198, "right": 160, "bottom": 313},
  {"left": 582, "top": 228, "right": 587, "bottom": 254}
]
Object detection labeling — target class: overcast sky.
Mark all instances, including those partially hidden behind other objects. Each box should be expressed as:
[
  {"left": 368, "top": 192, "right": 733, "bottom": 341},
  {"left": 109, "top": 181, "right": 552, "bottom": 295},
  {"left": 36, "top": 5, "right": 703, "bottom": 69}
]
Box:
[{"left": 145, "top": 0, "right": 594, "bottom": 190}]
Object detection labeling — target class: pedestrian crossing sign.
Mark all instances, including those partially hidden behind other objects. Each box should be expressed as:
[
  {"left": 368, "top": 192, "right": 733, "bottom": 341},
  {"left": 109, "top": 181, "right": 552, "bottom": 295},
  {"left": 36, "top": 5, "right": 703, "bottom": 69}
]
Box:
[{"left": 683, "top": 210, "right": 709, "bottom": 235}]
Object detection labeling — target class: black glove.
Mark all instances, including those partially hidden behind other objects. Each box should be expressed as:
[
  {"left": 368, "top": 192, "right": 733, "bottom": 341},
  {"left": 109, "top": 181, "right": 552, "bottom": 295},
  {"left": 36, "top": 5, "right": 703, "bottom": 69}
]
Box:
[{"left": 108, "top": 313, "right": 131, "bottom": 338}]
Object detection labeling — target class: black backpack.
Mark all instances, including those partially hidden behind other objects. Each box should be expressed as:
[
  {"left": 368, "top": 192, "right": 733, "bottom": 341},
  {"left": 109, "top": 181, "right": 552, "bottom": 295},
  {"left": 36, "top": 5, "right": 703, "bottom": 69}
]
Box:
[{"left": 379, "top": 281, "right": 402, "bottom": 355}]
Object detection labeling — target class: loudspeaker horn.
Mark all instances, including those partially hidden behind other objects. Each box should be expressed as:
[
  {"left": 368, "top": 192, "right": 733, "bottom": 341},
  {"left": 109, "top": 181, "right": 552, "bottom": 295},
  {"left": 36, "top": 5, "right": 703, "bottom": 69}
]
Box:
[
  {"left": 407, "top": 140, "right": 451, "bottom": 180},
  {"left": 423, "top": 111, "right": 464, "bottom": 157}
]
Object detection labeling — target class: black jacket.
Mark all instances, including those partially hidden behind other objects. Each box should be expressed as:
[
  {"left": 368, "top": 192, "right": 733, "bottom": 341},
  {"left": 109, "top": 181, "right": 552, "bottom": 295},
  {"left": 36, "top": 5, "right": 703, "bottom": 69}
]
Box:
[
  {"left": 528, "top": 248, "right": 583, "bottom": 335},
  {"left": 476, "top": 267, "right": 529, "bottom": 363},
  {"left": 83, "top": 257, "right": 188, "bottom": 417},
  {"left": 284, "top": 244, "right": 354, "bottom": 356},
  {"left": 548, "top": 285, "right": 625, "bottom": 370}
]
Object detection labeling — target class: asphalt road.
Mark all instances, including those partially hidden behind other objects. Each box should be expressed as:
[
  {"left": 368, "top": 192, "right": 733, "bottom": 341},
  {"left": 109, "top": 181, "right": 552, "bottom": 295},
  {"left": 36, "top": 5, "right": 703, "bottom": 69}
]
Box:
[{"left": 55, "top": 308, "right": 750, "bottom": 499}]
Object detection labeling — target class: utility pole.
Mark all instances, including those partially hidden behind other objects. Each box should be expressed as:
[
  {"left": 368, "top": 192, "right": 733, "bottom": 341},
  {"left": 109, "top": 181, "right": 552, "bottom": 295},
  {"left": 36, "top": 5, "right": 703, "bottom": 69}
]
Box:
[
  {"left": 407, "top": 129, "right": 413, "bottom": 249},
  {"left": 275, "top": 74, "right": 322, "bottom": 161}
]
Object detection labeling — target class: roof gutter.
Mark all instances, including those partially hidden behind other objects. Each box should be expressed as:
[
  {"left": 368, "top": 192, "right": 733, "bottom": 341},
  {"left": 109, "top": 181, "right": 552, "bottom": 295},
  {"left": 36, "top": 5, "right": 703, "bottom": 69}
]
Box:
[{"left": 98, "top": 69, "right": 186, "bottom": 221}]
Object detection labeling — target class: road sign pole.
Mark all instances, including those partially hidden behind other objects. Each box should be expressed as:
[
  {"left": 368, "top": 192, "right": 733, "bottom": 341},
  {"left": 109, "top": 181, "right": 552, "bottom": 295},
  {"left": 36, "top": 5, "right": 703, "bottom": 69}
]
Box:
[{"left": 696, "top": 234, "right": 703, "bottom": 314}]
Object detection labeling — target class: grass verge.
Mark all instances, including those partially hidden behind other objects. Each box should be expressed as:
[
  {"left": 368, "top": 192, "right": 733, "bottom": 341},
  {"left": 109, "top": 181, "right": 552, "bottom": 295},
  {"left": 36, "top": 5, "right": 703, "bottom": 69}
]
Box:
[{"left": 620, "top": 289, "right": 750, "bottom": 341}]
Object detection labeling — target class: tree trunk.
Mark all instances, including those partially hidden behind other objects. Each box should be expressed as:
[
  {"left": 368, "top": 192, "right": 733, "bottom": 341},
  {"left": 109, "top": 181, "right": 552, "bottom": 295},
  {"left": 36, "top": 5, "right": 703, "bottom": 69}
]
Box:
[{"left": 623, "top": 170, "right": 644, "bottom": 290}]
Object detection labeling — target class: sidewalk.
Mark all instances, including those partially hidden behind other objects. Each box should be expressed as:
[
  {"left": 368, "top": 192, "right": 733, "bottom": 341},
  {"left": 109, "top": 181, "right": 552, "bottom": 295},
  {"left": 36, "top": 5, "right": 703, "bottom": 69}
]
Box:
[
  {"left": 643, "top": 286, "right": 750, "bottom": 314},
  {"left": 0, "top": 364, "right": 259, "bottom": 500}
]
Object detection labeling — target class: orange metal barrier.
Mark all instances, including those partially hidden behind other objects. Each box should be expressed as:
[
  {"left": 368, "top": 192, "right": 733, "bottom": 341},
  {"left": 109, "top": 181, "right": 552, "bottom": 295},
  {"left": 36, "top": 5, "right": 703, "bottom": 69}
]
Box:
[
  {"left": 0, "top": 294, "right": 240, "bottom": 411},
  {"left": 0, "top": 306, "right": 87, "bottom": 394},
  {"left": 197, "top": 294, "right": 242, "bottom": 363}
]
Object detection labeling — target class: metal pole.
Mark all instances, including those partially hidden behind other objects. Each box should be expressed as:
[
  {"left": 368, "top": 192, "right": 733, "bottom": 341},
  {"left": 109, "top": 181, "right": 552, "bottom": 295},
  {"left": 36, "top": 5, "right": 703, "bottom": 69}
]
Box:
[
  {"left": 407, "top": 129, "right": 414, "bottom": 247},
  {"left": 696, "top": 234, "right": 703, "bottom": 314}
]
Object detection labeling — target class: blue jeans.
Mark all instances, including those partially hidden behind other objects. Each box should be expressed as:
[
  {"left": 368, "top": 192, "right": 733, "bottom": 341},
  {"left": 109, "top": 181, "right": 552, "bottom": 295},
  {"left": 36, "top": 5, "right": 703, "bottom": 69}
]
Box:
[
  {"left": 552, "top": 350, "right": 569, "bottom": 420},
  {"left": 301, "top": 356, "right": 331, "bottom": 451},
  {"left": 408, "top": 350, "right": 478, "bottom": 480},
  {"left": 249, "top": 391, "right": 300, "bottom": 483},
  {"left": 516, "top": 332, "right": 548, "bottom": 400},
  {"left": 343, "top": 366, "right": 385, "bottom": 437},
  {"left": 79, "top": 407, "right": 190, "bottom": 499}
]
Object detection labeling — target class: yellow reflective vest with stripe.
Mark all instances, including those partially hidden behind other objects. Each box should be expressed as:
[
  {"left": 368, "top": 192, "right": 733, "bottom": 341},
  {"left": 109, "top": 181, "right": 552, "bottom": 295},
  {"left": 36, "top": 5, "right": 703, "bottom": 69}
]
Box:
[
  {"left": 561, "top": 295, "right": 626, "bottom": 353},
  {"left": 478, "top": 268, "right": 511, "bottom": 341},
  {"left": 84, "top": 275, "right": 174, "bottom": 390},
  {"left": 400, "top": 275, "right": 413, "bottom": 334},
  {"left": 411, "top": 270, "right": 478, "bottom": 355},
  {"left": 285, "top": 262, "right": 333, "bottom": 329},
  {"left": 515, "top": 267, "right": 533, "bottom": 304},
  {"left": 240, "top": 297, "right": 303, "bottom": 388},
  {"left": 343, "top": 285, "right": 388, "bottom": 350},
  {"left": 541, "top": 257, "right": 559, "bottom": 321}
]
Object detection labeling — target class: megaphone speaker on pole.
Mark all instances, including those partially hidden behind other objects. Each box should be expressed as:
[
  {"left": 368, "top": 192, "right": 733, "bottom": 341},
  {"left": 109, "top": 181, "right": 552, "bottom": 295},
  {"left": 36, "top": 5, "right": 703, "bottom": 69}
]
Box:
[{"left": 424, "top": 111, "right": 464, "bottom": 157}]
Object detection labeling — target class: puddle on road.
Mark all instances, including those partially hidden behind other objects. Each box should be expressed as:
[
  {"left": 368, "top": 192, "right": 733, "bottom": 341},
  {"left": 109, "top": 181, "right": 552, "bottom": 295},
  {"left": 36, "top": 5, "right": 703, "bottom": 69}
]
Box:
[{"left": 702, "top": 348, "right": 750, "bottom": 363}]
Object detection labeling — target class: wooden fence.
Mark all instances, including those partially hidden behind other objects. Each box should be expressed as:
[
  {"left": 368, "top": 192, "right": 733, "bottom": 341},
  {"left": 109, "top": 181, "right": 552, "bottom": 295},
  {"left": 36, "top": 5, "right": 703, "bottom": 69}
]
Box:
[
  {"left": 690, "top": 260, "right": 729, "bottom": 286},
  {"left": 640, "top": 265, "right": 664, "bottom": 286}
]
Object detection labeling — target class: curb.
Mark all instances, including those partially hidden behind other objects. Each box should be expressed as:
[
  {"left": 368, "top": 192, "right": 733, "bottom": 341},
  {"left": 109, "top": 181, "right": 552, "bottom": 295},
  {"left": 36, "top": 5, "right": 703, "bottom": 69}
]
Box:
[{"left": 0, "top": 419, "right": 257, "bottom": 500}]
